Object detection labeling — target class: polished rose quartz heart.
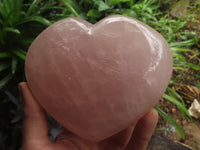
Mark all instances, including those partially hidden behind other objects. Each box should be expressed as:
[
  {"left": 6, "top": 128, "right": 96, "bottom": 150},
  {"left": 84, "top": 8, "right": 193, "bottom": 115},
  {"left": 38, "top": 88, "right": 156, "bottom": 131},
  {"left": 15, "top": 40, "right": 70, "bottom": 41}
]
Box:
[{"left": 25, "top": 15, "right": 172, "bottom": 141}]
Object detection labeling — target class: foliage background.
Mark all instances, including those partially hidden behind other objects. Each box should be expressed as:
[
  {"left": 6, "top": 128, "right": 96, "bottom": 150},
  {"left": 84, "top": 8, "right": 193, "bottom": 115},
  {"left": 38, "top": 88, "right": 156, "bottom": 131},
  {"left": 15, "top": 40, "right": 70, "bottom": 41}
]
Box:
[{"left": 0, "top": 0, "right": 199, "bottom": 149}]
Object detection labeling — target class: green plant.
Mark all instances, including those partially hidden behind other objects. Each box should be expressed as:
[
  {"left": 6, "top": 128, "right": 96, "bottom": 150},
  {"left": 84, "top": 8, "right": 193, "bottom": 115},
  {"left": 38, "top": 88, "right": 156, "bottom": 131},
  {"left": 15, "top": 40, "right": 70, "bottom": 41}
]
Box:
[
  {"left": 61, "top": 0, "right": 161, "bottom": 23},
  {"left": 154, "top": 86, "right": 192, "bottom": 140},
  {"left": 0, "top": 1, "right": 63, "bottom": 149},
  {"left": 170, "top": 38, "right": 200, "bottom": 71},
  {"left": 154, "top": 106, "right": 186, "bottom": 139},
  {"left": 151, "top": 15, "right": 187, "bottom": 42},
  {"left": 0, "top": 0, "right": 61, "bottom": 89}
]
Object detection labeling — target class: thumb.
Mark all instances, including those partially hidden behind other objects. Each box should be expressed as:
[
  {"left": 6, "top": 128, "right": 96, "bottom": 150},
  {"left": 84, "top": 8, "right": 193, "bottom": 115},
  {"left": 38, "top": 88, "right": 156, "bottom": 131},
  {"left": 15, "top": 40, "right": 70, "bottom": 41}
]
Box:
[
  {"left": 125, "top": 109, "right": 158, "bottom": 150},
  {"left": 19, "top": 82, "right": 49, "bottom": 146}
]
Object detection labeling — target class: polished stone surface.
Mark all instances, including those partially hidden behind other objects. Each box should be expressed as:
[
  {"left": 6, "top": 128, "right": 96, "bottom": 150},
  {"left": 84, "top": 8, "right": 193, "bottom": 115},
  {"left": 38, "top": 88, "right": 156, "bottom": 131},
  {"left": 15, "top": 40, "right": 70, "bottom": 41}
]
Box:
[{"left": 25, "top": 15, "right": 173, "bottom": 141}]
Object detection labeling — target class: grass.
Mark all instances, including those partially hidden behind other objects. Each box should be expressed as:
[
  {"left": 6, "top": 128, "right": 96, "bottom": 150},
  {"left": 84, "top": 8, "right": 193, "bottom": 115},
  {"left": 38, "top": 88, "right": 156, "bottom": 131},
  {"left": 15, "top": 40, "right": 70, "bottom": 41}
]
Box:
[
  {"left": 0, "top": 0, "right": 56, "bottom": 90},
  {"left": 0, "top": 0, "right": 199, "bottom": 149}
]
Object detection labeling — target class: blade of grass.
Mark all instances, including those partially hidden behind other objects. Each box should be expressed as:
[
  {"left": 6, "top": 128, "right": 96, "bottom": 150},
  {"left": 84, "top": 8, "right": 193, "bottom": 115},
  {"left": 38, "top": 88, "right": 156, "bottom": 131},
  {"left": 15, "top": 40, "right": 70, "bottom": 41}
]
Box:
[
  {"left": 11, "top": 49, "right": 26, "bottom": 60},
  {"left": 17, "top": 49, "right": 27, "bottom": 55},
  {"left": 2, "top": 0, "right": 11, "bottom": 15},
  {"left": 171, "top": 47, "right": 198, "bottom": 53},
  {"left": 109, "top": 0, "right": 129, "bottom": 6},
  {"left": 17, "top": 16, "right": 51, "bottom": 26},
  {"left": 0, "top": 52, "right": 12, "bottom": 58},
  {"left": 170, "top": 79, "right": 177, "bottom": 85},
  {"left": 3, "top": 27, "right": 20, "bottom": 34},
  {"left": 167, "top": 87, "right": 185, "bottom": 106},
  {"left": 0, "top": 63, "right": 10, "bottom": 72},
  {"left": 0, "top": 2, "right": 7, "bottom": 19},
  {"left": 19, "top": 38, "right": 34, "bottom": 45},
  {"left": 185, "top": 62, "right": 200, "bottom": 70},
  {"left": 154, "top": 106, "right": 185, "bottom": 139},
  {"left": 0, "top": 74, "right": 13, "bottom": 89},
  {"left": 162, "top": 94, "right": 192, "bottom": 119},
  {"left": 167, "top": 87, "right": 187, "bottom": 120},
  {"left": 173, "top": 66, "right": 185, "bottom": 71},
  {"left": 62, "top": 0, "right": 81, "bottom": 18},
  {"left": 11, "top": 56, "right": 17, "bottom": 74},
  {"left": 172, "top": 53, "right": 186, "bottom": 62},
  {"left": 169, "top": 38, "right": 198, "bottom": 47},
  {"left": 26, "top": 0, "right": 42, "bottom": 16}
]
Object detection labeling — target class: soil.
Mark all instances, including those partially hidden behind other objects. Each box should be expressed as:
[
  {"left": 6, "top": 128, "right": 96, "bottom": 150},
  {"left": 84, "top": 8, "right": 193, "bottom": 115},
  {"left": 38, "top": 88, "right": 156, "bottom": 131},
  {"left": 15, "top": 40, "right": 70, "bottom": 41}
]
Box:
[
  {"left": 155, "top": 96, "right": 200, "bottom": 150},
  {"left": 154, "top": 63, "right": 200, "bottom": 149},
  {"left": 147, "top": 134, "right": 193, "bottom": 150}
]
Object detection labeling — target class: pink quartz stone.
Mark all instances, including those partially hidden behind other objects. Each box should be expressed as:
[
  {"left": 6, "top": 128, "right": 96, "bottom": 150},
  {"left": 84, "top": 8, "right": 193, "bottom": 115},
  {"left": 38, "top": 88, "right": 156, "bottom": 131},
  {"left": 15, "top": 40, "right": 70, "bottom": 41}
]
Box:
[{"left": 25, "top": 15, "right": 173, "bottom": 142}]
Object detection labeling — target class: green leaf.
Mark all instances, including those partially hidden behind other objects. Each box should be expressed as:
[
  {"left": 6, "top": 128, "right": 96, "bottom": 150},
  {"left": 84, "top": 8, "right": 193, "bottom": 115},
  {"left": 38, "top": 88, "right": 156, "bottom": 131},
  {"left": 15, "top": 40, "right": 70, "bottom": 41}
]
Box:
[
  {"left": 11, "top": 56, "right": 17, "bottom": 74},
  {"left": 95, "top": 0, "right": 110, "bottom": 11},
  {"left": 167, "top": 87, "right": 185, "bottom": 106},
  {"left": 0, "top": 63, "right": 10, "bottom": 72},
  {"left": 162, "top": 94, "right": 191, "bottom": 119},
  {"left": 26, "top": 0, "right": 42, "bottom": 16},
  {"left": 19, "top": 38, "right": 34, "bottom": 45},
  {"left": 169, "top": 38, "right": 198, "bottom": 47},
  {"left": 121, "top": 9, "right": 137, "bottom": 18},
  {"left": 173, "top": 66, "right": 185, "bottom": 71},
  {"left": 169, "top": 79, "right": 177, "bottom": 84},
  {"left": 0, "top": 74, "right": 13, "bottom": 89},
  {"left": 171, "top": 47, "right": 197, "bottom": 53},
  {"left": 196, "top": 82, "right": 200, "bottom": 88},
  {"left": 2, "top": 0, "right": 11, "bottom": 15},
  {"left": 62, "top": 0, "right": 81, "bottom": 18},
  {"left": 11, "top": 49, "right": 26, "bottom": 60},
  {"left": 0, "top": 0, "right": 23, "bottom": 25},
  {"left": 87, "top": 9, "right": 102, "bottom": 18},
  {"left": 17, "top": 16, "right": 52, "bottom": 26},
  {"left": 185, "top": 63, "right": 200, "bottom": 70},
  {"left": 154, "top": 106, "right": 185, "bottom": 139},
  {"left": 0, "top": 2, "right": 7, "bottom": 19},
  {"left": 18, "top": 49, "right": 27, "bottom": 55},
  {"left": 3, "top": 27, "right": 20, "bottom": 34},
  {"left": 0, "top": 17, "right": 3, "bottom": 24},
  {"left": 173, "top": 60, "right": 186, "bottom": 67},
  {"left": 0, "top": 52, "right": 12, "bottom": 58},
  {"left": 109, "top": 0, "right": 129, "bottom": 6},
  {"left": 172, "top": 53, "right": 186, "bottom": 62}
]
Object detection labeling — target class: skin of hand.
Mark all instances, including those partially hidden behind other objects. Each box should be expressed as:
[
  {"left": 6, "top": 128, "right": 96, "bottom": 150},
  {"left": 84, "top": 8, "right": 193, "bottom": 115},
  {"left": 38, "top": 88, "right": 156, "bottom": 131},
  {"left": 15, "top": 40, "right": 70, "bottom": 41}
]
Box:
[{"left": 19, "top": 82, "right": 158, "bottom": 150}]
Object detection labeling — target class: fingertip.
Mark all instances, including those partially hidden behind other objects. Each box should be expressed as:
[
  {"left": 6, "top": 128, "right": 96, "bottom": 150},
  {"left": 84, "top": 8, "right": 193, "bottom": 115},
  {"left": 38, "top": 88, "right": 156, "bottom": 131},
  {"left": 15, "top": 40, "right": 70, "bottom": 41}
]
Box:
[
  {"left": 125, "top": 108, "right": 159, "bottom": 150},
  {"left": 137, "top": 108, "right": 159, "bottom": 134},
  {"left": 144, "top": 108, "right": 159, "bottom": 124},
  {"left": 150, "top": 108, "right": 159, "bottom": 118},
  {"left": 18, "top": 82, "right": 27, "bottom": 95},
  {"left": 18, "top": 81, "right": 27, "bottom": 89}
]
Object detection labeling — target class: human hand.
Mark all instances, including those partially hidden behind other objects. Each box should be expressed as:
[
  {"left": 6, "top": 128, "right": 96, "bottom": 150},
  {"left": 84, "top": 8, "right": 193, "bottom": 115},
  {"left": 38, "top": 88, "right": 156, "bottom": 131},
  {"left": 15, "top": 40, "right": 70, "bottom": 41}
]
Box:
[{"left": 19, "top": 82, "right": 158, "bottom": 150}]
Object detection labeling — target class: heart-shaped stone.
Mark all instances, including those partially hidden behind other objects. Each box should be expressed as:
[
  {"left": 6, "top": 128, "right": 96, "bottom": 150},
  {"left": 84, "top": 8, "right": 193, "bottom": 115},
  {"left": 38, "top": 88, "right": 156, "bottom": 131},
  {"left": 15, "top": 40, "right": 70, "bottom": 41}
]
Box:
[{"left": 25, "top": 15, "right": 172, "bottom": 142}]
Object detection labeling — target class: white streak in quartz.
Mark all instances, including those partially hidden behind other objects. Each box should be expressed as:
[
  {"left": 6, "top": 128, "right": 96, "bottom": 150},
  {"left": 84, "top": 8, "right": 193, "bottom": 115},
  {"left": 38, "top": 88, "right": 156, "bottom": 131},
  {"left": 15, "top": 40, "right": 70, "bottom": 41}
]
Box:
[
  {"left": 99, "top": 16, "right": 138, "bottom": 25},
  {"left": 68, "top": 19, "right": 93, "bottom": 35},
  {"left": 56, "top": 40, "right": 70, "bottom": 52},
  {"left": 54, "top": 18, "right": 92, "bottom": 35}
]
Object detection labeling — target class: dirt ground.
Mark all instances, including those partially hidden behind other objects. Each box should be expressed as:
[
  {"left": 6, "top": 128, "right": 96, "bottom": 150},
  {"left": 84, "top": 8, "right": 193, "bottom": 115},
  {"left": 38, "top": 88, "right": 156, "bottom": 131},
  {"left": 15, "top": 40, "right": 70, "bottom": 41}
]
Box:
[{"left": 155, "top": 86, "right": 200, "bottom": 150}]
